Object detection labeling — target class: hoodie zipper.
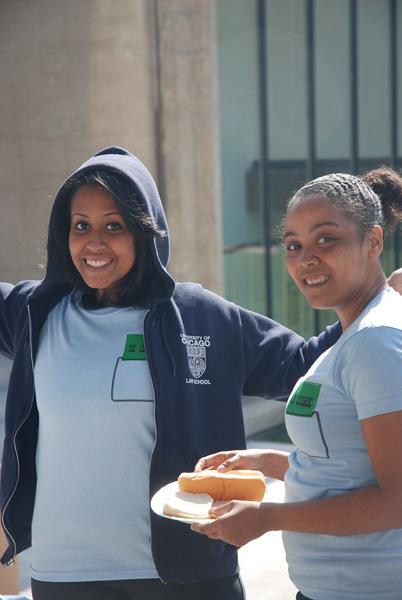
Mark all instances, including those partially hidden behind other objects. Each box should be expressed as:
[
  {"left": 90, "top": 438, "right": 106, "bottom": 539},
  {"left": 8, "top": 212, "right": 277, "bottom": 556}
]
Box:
[
  {"left": 1, "top": 302, "right": 169, "bottom": 570},
  {"left": 1, "top": 303, "right": 36, "bottom": 567},
  {"left": 143, "top": 308, "right": 168, "bottom": 585}
]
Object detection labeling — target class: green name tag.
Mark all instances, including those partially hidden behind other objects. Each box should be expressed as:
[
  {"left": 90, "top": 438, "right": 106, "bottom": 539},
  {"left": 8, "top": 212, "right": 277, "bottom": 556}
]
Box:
[
  {"left": 122, "top": 334, "right": 146, "bottom": 361},
  {"left": 286, "top": 381, "right": 321, "bottom": 417}
]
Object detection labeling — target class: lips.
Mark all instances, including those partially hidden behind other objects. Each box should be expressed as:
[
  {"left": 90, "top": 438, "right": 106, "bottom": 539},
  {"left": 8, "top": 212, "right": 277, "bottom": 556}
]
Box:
[{"left": 303, "top": 274, "right": 329, "bottom": 286}]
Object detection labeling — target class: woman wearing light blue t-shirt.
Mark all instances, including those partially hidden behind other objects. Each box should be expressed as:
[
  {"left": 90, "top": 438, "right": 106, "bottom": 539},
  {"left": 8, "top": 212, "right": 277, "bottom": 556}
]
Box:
[{"left": 193, "top": 167, "right": 402, "bottom": 600}]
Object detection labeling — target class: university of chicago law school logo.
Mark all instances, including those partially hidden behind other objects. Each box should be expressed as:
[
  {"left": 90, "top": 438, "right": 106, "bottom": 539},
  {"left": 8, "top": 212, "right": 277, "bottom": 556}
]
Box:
[
  {"left": 180, "top": 334, "right": 211, "bottom": 385},
  {"left": 187, "top": 345, "right": 206, "bottom": 378}
]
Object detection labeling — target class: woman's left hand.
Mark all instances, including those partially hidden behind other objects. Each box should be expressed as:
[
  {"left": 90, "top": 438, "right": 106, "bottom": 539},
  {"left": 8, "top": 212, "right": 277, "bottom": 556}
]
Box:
[{"left": 191, "top": 500, "right": 269, "bottom": 547}]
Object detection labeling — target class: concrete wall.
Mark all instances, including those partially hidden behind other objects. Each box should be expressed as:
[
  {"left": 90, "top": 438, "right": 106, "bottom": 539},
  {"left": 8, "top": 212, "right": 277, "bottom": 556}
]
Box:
[
  {"left": 0, "top": 0, "right": 157, "bottom": 282},
  {"left": 0, "top": 0, "right": 222, "bottom": 292},
  {"left": 154, "top": 0, "right": 223, "bottom": 291}
]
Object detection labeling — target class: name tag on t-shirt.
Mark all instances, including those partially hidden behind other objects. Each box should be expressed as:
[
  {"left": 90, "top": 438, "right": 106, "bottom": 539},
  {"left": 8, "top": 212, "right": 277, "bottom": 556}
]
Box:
[
  {"left": 286, "top": 381, "right": 321, "bottom": 417},
  {"left": 123, "top": 334, "right": 147, "bottom": 360},
  {"left": 111, "top": 334, "right": 153, "bottom": 402}
]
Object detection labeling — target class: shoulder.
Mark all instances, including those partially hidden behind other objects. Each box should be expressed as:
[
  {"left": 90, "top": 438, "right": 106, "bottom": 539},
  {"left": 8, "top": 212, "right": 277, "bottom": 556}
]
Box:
[
  {"left": 336, "top": 321, "right": 402, "bottom": 399},
  {"left": 337, "top": 289, "right": 402, "bottom": 360},
  {"left": 334, "top": 291, "right": 402, "bottom": 382},
  {"left": 342, "top": 325, "right": 402, "bottom": 361},
  {"left": 338, "top": 325, "right": 402, "bottom": 418},
  {"left": 173, "top": 282, "right": 238, "bottom": 311},
  {"left": 0, "top": 279, "right": 40, "bottom": 307},
  {"left": 0, "top": 280, "right": 41, "bottom": 353},
  {"left": 357, "top": 288, "right": 402, "bottom": 331}
]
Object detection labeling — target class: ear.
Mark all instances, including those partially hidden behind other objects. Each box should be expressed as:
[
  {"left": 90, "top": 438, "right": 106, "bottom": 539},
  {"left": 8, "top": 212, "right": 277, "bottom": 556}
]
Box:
[{"left": 367, "top": 225, "right": 383, "bottom": 258}]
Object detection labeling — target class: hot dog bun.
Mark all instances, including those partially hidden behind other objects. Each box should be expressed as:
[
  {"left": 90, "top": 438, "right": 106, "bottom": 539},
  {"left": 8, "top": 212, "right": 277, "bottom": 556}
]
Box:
[{"left": 178, "top": 469, "right": 266, "bottom": 501}]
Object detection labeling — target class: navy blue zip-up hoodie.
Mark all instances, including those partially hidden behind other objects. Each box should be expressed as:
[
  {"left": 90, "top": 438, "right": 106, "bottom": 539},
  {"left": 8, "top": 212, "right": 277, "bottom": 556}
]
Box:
[{"left": 0, "top": 147, "right": 341, "bottom": 582}]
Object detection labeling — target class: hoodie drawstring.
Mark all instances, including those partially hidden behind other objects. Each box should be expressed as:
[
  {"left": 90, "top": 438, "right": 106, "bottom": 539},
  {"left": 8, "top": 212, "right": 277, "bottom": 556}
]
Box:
[
  {"left": 162, "top": 299, "right": 189, "bottom": 377},
  {"left": 162, "top": 308, "right": 176, "bottom": 376}
]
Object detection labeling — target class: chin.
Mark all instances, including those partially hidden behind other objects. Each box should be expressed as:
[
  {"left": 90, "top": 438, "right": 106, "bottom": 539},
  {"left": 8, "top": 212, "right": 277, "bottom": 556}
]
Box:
[
  {"left": 310, "top": 301, "right": 334, "bottom": 311},
  {"left": 303, "top": 295, "right": 331, "bottom": 310},
  {"left": 83, "top": 278, "right": 109, "bottom": 289}
]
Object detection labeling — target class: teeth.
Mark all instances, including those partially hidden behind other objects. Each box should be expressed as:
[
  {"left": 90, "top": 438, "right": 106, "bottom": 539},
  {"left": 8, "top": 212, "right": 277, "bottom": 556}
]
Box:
[
  {"left": 85, "top": 258, "right": 111, "bottom": 268},
  {"left": 305, "top": 275, "right": 329, "bottom": 286}
]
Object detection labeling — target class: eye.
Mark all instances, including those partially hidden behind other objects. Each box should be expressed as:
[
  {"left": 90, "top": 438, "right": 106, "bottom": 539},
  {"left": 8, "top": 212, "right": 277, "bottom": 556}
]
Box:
[
  {"left": 73, "top": 221, "right": 89, "bottom": 232},
  {"left": 285, "top": 242, "right": 301, "bottom": 253},
  {"left": 105, "top": 222, "right": 124, "bottom": 232},
  {"left": 317, "top": 235, "right": 336, "bottom": 245}
]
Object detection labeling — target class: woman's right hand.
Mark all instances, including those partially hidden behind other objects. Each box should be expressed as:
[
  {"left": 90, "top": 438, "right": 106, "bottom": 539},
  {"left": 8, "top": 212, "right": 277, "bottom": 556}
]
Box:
[{"left": 194, "top": 449, "right": 270, "bottom": 475}]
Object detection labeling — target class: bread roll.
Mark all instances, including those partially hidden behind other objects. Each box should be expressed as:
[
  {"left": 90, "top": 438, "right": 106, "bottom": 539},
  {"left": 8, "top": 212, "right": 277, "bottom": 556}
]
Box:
[
  {"left": 163, "top": 491, "right": 213, "bottom": 519},
  {"left": 178, "top": 469, "right": 266, "bottom": 501}
]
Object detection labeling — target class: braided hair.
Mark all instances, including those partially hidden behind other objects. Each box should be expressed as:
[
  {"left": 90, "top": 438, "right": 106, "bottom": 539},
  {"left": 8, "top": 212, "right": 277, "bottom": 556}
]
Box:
[
  {"left": 288, "top": 167, "right": 402, "bottom": 236},
  {"left": 288, "top": 173, "right": 383, "bottom": 234}
]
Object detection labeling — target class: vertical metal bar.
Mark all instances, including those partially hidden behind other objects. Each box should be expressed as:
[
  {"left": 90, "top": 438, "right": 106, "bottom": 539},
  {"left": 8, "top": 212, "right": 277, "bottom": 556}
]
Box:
[
  {"left": 306, "top": 0, "right": 316, "bottom": 182},
  {"left": 257, "top": 0, "right": 273, "bottom": 316},
  {"left": 390, "top": 0, "right": 398, "bottom": 168},
  {"left": 306, "top": 0, "right": 320, "bottom": 334},
  {"left": 350, "top": 0, "right": 358, "bottom": 174},
  {"left": 390, "top": 0, "right": 400, "bottom": 266}
]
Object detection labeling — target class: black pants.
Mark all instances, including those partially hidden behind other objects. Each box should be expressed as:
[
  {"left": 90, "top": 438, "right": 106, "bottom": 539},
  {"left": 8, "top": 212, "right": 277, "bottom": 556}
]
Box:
[
  {"left": 296, "top": 593, "right": 314, "bottom": 600},
  {"left": 32, "top": 575, "right": 246, "bottom": 600}
]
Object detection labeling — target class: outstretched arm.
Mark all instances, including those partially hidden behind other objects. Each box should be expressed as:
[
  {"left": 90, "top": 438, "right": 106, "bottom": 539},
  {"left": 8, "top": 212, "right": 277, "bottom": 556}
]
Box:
[{"left": 240, "top": 306, "right": 342, "bottom": 400}]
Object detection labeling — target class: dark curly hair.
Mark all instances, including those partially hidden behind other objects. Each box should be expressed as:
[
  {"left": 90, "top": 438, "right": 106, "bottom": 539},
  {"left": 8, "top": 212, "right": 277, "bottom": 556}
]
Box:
[{"left": 361, "top": 166, "right": 402, "bottom": 234}]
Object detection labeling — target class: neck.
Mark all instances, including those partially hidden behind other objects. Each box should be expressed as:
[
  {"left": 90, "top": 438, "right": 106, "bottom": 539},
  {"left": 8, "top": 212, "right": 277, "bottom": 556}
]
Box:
[
  {"left": 337, "top": 272, "right": 387, "bottom": 331},
  {"left": 90, "top": 287, "right": 120, "bottom": 308}
]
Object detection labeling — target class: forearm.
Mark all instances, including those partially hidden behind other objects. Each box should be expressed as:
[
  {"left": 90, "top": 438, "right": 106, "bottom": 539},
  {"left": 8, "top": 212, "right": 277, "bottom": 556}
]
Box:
[
  {"left": 263, "top": 450, "right": 289, "bottom": 481},
  {"left": 262, "top": 484, "right": 402, "bottom": 535}
]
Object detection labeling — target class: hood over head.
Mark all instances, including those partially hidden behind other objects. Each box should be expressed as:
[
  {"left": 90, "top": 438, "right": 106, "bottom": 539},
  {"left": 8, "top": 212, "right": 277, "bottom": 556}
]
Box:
[{"left": 43, "top": 146, "right": 175, "bottom": 306}]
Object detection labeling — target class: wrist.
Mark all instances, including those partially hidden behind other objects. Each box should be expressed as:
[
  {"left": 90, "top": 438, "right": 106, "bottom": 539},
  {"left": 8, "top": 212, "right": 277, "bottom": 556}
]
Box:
[
  {"left": 259, "top": 502, "right": 281, "bottom": 532},
  {"left": 263, "top": 450, "right": 289, "bottom": 479},
  {"left": 262, "top": 450, "right": 275, "bottom": 476}
]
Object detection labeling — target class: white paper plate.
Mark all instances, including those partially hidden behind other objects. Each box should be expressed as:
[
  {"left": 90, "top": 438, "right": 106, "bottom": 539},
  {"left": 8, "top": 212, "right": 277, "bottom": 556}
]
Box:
[{"left": 151, "top": 481, "right": 215, "bottom": 524}]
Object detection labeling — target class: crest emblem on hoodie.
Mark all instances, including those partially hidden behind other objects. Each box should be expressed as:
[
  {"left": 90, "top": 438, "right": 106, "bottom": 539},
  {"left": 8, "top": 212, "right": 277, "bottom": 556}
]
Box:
[
  {"left": 180, "top": 334, "right": 211, "bottom": 384},
  {"left": 187, "top": 346, "right": 206, "bottom": 378}
]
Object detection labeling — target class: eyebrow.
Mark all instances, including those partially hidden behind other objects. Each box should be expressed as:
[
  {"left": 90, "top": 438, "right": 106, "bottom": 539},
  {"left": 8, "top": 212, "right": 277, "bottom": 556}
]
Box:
[
  {"left": 283, "top": 221, "right": 341, "bottom": 239},
  {"left": 71, "top": 211, "right": 122, "bottom": 218}
]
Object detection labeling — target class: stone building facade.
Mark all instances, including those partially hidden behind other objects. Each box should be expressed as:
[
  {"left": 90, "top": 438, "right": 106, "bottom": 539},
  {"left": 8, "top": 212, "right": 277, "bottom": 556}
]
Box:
[{"left": 0, "top": 0, "right": 223, "bottom": 292}]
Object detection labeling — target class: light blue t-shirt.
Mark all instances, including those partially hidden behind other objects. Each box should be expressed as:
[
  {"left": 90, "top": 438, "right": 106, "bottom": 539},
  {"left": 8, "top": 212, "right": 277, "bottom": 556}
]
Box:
[
  {"left": 284, "top": 288, "right": 402, "bottom": 600},
  {"left": 31, "top": 292, "right": 158, "bottom": 582}
]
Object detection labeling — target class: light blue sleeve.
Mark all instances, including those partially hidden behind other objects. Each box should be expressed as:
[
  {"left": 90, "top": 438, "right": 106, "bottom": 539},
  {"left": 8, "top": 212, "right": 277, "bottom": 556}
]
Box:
[{"left": 338, "top": 326, "right": 402, "bottom": 420}]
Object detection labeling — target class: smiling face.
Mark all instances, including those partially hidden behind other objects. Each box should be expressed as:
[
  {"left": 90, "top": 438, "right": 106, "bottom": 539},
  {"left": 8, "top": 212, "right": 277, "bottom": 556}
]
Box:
[
  {"left": 69, "top": 185, "right": 136, "bottom": 304},
  {"left": 284, "top": 194, "right": 385, "bottom": 329}
]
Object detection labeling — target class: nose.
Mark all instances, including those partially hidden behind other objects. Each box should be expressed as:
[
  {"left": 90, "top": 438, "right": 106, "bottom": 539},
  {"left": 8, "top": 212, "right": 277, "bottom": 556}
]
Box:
[
  {"left": 85, "top": 231, "right": 107, "bottom": 251},
  {"left": 298, "top": 247, "right": 319, "bottom": 268}
]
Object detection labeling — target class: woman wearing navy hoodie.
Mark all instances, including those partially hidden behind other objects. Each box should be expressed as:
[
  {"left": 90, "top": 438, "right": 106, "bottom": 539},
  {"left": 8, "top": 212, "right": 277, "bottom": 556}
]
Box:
[{"left": 0, "top": 147, "right": 353, "bottom": 599}]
